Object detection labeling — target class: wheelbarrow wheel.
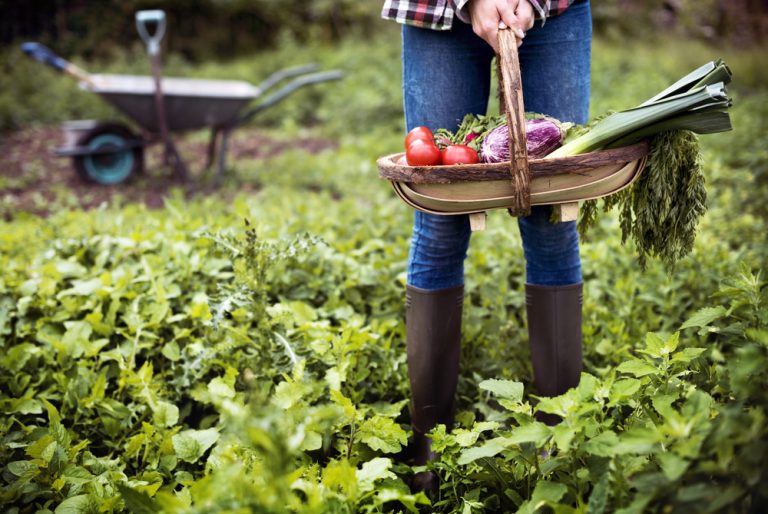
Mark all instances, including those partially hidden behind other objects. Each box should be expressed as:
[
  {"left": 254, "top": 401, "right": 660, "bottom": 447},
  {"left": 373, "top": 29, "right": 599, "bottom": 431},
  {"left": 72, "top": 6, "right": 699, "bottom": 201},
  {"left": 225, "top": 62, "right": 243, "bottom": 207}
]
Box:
[{"left": 73, "top": 123, "right": 144, "bottom": 185}]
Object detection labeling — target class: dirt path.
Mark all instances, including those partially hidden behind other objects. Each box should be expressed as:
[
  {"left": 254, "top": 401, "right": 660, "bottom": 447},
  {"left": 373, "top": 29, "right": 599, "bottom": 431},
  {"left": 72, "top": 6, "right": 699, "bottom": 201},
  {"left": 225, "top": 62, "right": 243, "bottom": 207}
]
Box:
[{"left": 0, "top": 125, "right": 335, "bottom": 219}]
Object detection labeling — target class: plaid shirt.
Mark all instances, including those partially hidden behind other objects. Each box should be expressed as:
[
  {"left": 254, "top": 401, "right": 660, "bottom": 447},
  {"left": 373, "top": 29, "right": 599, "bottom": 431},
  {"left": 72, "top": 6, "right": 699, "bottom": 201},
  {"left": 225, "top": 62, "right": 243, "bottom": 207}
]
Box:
[{"left": 381, "top": 0, "right": 575, "bottom": 30}]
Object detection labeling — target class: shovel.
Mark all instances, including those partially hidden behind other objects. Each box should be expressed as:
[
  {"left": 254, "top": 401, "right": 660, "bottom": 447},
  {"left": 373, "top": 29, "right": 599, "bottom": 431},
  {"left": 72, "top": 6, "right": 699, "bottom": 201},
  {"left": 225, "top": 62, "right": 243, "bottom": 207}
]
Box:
[{"left": 135, "top": 9, "right": 188, "bottom": 180}]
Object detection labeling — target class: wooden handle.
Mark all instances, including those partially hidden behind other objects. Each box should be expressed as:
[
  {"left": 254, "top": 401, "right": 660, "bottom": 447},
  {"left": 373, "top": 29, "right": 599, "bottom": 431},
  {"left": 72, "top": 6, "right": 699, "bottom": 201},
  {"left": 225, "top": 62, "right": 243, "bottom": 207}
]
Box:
[{"left": 497, "top": 28, "right": 530, "bottom": 216}]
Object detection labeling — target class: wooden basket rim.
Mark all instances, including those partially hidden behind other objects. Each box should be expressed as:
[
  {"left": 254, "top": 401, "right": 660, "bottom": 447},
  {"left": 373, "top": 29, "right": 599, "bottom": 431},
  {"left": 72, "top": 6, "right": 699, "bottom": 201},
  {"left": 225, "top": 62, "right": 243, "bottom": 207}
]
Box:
[
  {"left": 389, "top": 155, "right": 648, "bottom": 216},
  {"left": 377, "top": 140, "right": 650, "bottom": 185}
]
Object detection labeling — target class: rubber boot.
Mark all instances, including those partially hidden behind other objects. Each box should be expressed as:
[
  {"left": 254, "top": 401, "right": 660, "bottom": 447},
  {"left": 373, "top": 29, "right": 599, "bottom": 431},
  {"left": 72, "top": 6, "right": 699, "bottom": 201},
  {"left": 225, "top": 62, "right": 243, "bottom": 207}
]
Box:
[
  {"left": 405, "top": 283, "right": 463, "bottom": 496},
  {"left": 525, "top": 283, "right": 583, "bottom": 426}
]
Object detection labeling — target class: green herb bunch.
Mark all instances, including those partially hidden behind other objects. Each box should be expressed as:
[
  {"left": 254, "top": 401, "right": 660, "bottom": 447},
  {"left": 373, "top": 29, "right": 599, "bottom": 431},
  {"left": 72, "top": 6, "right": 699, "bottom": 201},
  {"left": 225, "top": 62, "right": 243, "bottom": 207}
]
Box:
[
  {"left": 434, "top": 113, "right": 506, "bottom": 151},
  {"left": 581, "top": 129, "right": 707, "bottom": 271}
]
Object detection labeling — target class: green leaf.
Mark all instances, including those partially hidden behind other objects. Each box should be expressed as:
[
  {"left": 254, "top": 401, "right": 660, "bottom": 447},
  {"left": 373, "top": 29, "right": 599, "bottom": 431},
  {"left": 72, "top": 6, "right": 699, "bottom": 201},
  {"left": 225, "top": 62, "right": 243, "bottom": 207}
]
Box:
[
  {"left": 670, "top": 347, "right": 707, "bottom": 364},
  {"left": 657, "top": 452, "right": 689, "bottom": 481},
  {"left": 532, "top": 480, "right": 568, "bottom": 503},
  {"left": 117, "top": 484, "right": 160, "bottom": 514},
  {"left": 54, "top": 260, "right": 88, "bottom": 277},
  {"left": 505, "top": 422, "right": 550, "bottom": 446},
  {"left": 0, "top": 296, "right": 14, "bottom": 336},
  {"left": 5, "top": 343, "right": 38, "bottom": 372},
  {"left": 172, "top": 428, "right": 220, "bottom": 463},
  {"left": 54, "top": 494, "right": 97, "bottom": 514},
  {"left": 322, "top": 459, "right": 357, "bottom": 495},
  {"left": 161, "top": 341, "right": 181, "bottom": 361},
  {"left": 617, "top": 359, "right": 659, "bottom": 377},
  {"left": 300, "top": 430, "right": 322, "bottom": 451},
  {"left": 7, "top": 460, "right": 38, "bottom": 477},
  {"left": 358, "top": 415, "right": 407, "bottom": 453},
  {"left": 652, "top": 393, "right": 679, "bottom": 421},
  {"left": 613, "top": 428, "right": 661, "bottom": 455},
  {"left": 641, "top": 332, "right": 678, "bottom": 358},
  {"left": 552, "top": 424, "right": 576, "bottom": 452},
  {"left": 680, "top": 306, "right": 727, "bottom": 330},
  {"left": 454, "top": 429, "right": 481, "bottom": 448},
  {"left": 478, "top": 379, "right": 524, "bottom": 401},
  {"left": 357, "top": 457, "right": 396, "bottom": 493},
  {"left": 584, "top": 431, "right": 620, "bottom": 457},
  {"left": 329, "top": 390, "right": 356, "bottom": 419},
  {"left": 287, "top": 300, "right": 318, "bottom": 324},
  {"left": 576, "top": 372, "right": 600, "bottom": 399},
  {"left": 518, "top": 481, "right": 568, "bottom": 514},
  {"left": 14, "top": 397, "right": 43, "bottom": 415},
  {"left": 588, "top": 473, "right": 610, "bottom": 514},
  {"left": 614, "top": 492, "right": 653, "bottom": 514},
  {"left": 152, "top": 401, "right": 179, "bottom": 428},
  {"left": 325, "top": 367, "right": 342, "bottom": 391},
  {"left": 611, "top": 378, "right": 642, "bottom": 399},
  {"left": 26, "top": 435, "right": 55, "bottom": 460},
  {"left": 57, "top": 278, "right": 104, "bottom": 298},
  {"left": 458, "top": 437, "right": 511, "bottom": 465},
  {"left": 375, "top": 488, "right": 430, "bottom": 513},
  {"left": 208, "top": 376, "right": 236, "bottom": 400},
  {"left": 642, "top": 332, "right": 665, "bottom": 358},
  {"left": 271, "top": 379, "right": 309, "bottom": 410},
  {"left": 61, "top": 321, "right": 93, "bottom": 359}
]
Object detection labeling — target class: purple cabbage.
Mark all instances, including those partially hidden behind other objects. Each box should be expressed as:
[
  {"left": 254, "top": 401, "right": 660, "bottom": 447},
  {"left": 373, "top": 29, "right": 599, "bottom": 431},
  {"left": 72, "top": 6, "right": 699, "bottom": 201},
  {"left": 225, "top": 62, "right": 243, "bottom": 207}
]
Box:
[{"left": 481, "top": 117, "right": 567, "bottom": 163}]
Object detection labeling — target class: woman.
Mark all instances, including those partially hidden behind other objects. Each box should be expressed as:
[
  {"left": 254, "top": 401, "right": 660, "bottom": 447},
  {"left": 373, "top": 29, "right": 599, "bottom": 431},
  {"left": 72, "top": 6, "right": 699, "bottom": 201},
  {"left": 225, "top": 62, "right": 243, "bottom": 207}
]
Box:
[{"left": 381, "top": 0, "right": 592, "bottom": 493}]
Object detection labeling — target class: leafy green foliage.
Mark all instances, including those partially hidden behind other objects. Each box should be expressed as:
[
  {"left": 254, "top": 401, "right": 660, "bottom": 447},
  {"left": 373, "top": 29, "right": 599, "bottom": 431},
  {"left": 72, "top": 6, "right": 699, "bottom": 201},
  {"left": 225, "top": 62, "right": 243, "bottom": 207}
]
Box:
[
  {"left": 428, "top": 276, "right": 767, "bottom": 512},
  {"left": 1, "top": 32, "right": 767, "bottom": 514}
]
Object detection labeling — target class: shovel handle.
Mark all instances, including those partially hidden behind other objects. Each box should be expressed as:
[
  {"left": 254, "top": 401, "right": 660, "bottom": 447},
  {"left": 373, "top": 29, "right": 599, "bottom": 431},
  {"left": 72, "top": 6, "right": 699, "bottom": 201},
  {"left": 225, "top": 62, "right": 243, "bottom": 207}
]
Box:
[
  {"left": 21, "top": 42, "right": 94, "bottom": 85},
  {"left": 21, "top": 42, "right": 66, "bottom": 71},
  {"left": 136, "top": 10, "right": 167, "bottom": 56}
]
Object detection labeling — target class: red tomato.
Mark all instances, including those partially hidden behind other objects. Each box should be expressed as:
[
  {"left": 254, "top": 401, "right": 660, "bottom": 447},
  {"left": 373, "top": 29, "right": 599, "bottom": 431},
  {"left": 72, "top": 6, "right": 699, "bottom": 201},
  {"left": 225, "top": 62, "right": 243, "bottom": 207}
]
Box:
[
  {"left": 441, "top": 144, "right": 479, "bottom": 165},
  {"left": 405, "top": 126, "right": 434, "bottom": 148},
  {"left": 406, "top": 139, "right": 442, "bottom": 166}
]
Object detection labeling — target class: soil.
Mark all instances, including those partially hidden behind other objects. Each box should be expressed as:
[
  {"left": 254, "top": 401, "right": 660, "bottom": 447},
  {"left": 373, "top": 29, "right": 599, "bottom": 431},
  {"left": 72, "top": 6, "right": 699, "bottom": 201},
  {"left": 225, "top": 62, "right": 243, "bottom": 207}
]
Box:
[{"left": 0, "top": 125, "right": 336, "bottom": 219}]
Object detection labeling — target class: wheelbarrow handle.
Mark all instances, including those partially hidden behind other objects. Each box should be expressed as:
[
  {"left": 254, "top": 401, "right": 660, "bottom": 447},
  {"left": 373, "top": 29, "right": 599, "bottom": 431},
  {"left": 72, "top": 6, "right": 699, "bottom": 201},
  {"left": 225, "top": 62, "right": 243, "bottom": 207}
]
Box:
[
  {"left": 135, "top": 10, "right": 167, "bottom": 56},
  {"left": 237, "top": 70, "right": 344, "bottom": 126},
  {"left": 254, "top": 64, "right": 320, "bottom": 95},
  {"left": 21, "top": 42, "right": 94, "bottom": 85}
]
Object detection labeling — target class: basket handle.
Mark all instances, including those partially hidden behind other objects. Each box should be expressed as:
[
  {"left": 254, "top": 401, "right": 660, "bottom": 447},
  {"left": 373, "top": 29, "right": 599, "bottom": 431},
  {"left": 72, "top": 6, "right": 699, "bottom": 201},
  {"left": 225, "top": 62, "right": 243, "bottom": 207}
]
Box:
[{"left": 496, "top": 28, "right": 530, "bottom": 216}]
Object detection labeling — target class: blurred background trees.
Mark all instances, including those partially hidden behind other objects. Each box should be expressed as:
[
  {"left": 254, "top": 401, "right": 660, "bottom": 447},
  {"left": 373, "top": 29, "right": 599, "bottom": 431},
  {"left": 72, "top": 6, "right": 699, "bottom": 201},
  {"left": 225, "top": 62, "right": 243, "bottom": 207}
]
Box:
[{"left": 1, "top": 0, "right": 766, "bottom": 62}]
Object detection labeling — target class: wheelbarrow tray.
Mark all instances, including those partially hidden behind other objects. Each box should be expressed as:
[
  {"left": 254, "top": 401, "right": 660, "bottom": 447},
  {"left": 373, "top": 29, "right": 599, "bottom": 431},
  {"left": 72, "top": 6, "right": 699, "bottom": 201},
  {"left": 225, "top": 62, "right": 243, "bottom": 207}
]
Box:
[{"left": 83, "top": 74, "right": 260, "bottom": 132}]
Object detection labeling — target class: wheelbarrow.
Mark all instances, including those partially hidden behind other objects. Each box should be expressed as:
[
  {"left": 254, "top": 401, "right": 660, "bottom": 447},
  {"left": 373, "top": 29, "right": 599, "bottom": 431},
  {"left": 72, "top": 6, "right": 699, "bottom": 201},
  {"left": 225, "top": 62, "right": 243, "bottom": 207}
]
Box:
[{"left": 21, "top": 10, "right": 343, "bottom": 185}]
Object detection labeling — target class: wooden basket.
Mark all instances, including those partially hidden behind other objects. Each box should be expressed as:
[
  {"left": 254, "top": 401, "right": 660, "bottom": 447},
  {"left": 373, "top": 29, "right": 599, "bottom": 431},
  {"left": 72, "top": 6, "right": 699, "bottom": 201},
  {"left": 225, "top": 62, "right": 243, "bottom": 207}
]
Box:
[{"left": 377, "top": 28, "right": 650, "bottom": 231}]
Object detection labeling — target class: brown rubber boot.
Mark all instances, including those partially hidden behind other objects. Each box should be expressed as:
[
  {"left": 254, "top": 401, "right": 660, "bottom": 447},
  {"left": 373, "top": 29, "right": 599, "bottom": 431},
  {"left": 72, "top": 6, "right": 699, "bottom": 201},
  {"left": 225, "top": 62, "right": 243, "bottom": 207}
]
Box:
[
  {"left": 405, "top": 283, "right": 463, "bottom": 496},
  {"left": 525, "top": 283, "right": 583, "bottom": 426}
]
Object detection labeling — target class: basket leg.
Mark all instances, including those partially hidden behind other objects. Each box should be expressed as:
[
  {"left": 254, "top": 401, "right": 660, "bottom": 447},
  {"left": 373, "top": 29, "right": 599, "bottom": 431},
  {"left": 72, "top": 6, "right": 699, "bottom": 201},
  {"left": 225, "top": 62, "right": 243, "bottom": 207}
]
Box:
[
  {"left": 469, "top": 212, "right": 487, "bottom": 231},
  {"left": 554, "top": 202, "right": 579, "bottom": 223}
]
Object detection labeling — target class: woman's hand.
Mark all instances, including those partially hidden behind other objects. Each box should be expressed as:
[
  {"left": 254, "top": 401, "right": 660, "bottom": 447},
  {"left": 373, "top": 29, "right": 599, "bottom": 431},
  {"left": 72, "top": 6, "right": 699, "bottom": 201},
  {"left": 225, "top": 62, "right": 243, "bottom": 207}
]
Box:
[{"left": 467, "top": 0, "right": 535, "bottom": 52}]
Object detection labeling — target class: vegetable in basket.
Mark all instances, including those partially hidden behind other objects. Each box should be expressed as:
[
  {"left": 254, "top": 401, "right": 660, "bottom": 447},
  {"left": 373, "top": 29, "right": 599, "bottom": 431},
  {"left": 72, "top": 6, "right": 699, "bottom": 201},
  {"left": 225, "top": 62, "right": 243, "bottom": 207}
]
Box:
[
  {"left": 434, "top": 113, "right": 570, "bottom": 162},
  {"left": 406, "top": 139, "right": 442, "bottom": 166},
  {"left": 481, "top": 116, "right": 570, "bottom": 162},
  {"left": 442, "top": 144, "right": 480, "bottom": 165},
  {"left": 404, "top": 126, "right": 479, "bottom": 166},
  {"left": 429, "top": 58, "right": 733, "bottom": 270},
  {"left": 569, "top": 58, "right": 733, "bottom": 270}
]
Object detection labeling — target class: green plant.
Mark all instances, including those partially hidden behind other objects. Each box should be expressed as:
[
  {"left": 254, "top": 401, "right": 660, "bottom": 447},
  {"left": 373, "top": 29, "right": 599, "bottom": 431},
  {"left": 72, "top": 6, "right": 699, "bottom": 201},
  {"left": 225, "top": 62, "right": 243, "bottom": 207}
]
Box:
[{"left": 1, "top": 33, "right": 766, "bottom": 513}]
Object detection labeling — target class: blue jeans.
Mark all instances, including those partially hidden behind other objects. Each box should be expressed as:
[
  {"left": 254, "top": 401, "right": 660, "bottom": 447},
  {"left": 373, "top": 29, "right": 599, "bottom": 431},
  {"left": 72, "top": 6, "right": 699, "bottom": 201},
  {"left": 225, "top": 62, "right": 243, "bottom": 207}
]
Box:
[{"left": 403, "top": 1, "right": 592, "bottom": 289}]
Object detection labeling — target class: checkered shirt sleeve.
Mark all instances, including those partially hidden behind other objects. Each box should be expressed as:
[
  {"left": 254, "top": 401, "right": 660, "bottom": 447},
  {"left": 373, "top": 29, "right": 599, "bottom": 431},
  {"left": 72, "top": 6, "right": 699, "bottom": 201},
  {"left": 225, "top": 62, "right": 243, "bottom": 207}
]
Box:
[{"left": 380, "top": 0, "right": 574, "bottom": 30}]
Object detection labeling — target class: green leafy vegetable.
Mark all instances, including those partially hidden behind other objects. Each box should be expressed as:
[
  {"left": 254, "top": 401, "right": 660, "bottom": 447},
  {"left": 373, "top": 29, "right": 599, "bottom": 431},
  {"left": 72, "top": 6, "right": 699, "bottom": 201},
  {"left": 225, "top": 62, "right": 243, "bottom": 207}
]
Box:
[{"left": 575, "top": 60, "right": 733, "bottom": 270}]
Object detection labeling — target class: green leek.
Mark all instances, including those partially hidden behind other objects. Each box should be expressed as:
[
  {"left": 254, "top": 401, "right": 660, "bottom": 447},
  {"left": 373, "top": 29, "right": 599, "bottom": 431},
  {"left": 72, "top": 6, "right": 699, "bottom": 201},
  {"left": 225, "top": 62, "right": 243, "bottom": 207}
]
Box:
[
  {"left": 571, "top": 59, "right": 734, "bottom": 271},
  {"left": 549, "top": 60, "right": 732, "bottom": 157}
]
